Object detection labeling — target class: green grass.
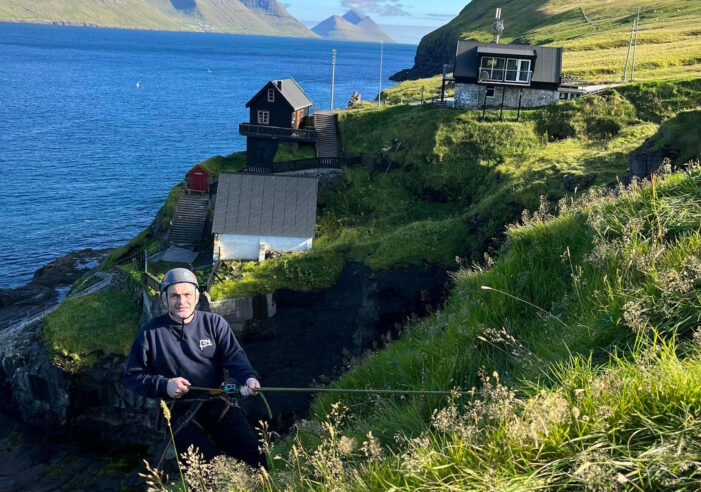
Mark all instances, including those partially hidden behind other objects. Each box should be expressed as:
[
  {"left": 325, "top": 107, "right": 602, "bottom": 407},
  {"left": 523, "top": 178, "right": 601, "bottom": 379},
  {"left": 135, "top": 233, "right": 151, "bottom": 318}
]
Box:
[
  {"left": 274, "top": 143, "right": 316, "bottom": 162},
  {"left": 248, "top": 164, "right": 701, "bottom": 491},
  {"left": 379, "top": 75, "right": 451, "bottom": 105},
  {"left": 409, "top": 0, "right": 701, "bottom": 84},
  {"left": 196, "top": 152, "right": 247, "bottom": 178},
  {"left": 43, "top": 289, "right": 140, "bottom": 371}
]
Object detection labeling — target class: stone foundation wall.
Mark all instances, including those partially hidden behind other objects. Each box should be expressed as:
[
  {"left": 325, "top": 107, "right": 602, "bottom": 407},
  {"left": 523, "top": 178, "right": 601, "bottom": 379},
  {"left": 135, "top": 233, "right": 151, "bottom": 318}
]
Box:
[{"left": 455, "top": 83, "right": 559, "bottom": 109}]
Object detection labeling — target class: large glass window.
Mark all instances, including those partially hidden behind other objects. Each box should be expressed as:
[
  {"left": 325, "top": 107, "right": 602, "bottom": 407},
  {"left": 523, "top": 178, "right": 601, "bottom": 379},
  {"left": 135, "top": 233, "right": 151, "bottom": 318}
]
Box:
[
  {"left": 505, "top": 59, "right": 531, "bottom": 83},
  {"left": 480, "top": 57, "right": 531, "bottom": 83},
  {"left": 479, "top": 57, "right": 505, "bottom": 81}
]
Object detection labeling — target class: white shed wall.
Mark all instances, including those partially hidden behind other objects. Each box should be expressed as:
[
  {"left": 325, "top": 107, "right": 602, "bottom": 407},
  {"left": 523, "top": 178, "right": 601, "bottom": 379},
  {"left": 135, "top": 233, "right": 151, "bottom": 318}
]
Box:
[{"left": 217, "top": 234, "right": 313, "bottom": 260}]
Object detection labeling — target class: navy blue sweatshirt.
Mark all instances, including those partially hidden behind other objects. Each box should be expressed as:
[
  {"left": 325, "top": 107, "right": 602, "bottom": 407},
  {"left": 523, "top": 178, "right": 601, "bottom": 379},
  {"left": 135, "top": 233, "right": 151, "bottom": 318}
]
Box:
[{"left": 123, "top": 311, "right": 258, "bottom": 399}]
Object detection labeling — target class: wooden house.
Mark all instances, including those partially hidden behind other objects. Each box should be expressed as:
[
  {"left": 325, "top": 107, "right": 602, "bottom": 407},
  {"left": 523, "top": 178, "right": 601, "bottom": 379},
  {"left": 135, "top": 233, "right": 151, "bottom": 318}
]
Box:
[
  {"left": 185, "top": 164, "right": 212, "bottom": 192},
  {"left": 453, "top": 41, "right": 564, "bottom": 110},
  {"left": 239, "top": 78, "right": 316, "bottom": 168},
  {"left": 212, "top": 173, "right": 318, "bottom": 261}
]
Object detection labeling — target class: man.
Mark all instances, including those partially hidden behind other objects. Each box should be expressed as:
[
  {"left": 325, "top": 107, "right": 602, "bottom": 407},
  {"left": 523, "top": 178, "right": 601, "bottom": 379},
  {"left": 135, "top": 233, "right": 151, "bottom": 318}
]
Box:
[{"left": 123, "top": 267, "right": 265, "bottom": 469}]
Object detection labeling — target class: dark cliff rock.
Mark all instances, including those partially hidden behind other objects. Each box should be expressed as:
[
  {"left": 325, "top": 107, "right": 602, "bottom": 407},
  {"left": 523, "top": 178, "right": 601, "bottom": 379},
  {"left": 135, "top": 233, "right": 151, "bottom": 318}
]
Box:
[
  {"left": 31, "top": 249, "right": 109, "bottom": 288},
  {"left": 390, "top": 26, "right": 459, "bottom": 81},
  {"left": 239, "top": 262, "right": 451, "bottom": 427}
]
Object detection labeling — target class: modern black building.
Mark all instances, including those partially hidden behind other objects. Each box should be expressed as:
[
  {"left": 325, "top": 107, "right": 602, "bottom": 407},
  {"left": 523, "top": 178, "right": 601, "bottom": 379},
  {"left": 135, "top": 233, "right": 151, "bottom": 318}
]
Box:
[
  {"left": 239, "top": 78, "right": 316, "bottom": 167},
  {"left": 453, "top": 41, "right": 564, "bottom": 109}
]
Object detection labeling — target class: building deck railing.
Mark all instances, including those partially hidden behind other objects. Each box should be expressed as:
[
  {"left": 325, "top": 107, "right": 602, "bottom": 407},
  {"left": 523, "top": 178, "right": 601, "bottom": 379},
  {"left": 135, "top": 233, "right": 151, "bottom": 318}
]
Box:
[
  {"left": 478, "top": 69, "right": 532, "bottom": 85},
  {"left": 240, "top": 156, "right": 362, "bottom": 174},
  {"left": 239, "top": 123, "right": 317, "bottom": 142}
]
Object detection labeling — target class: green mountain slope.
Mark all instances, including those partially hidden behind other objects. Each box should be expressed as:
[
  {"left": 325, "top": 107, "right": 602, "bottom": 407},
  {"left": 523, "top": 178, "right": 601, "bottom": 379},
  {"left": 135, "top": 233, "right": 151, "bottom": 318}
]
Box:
[
  {"left": 277, "top": 162, "right": 701, "bottom": 491},
  {"left": 392, "top": 0, "right": 701, "bottom": 83},
  {"left": 0, "top": 0, "right": 317, "bottom": 37}
]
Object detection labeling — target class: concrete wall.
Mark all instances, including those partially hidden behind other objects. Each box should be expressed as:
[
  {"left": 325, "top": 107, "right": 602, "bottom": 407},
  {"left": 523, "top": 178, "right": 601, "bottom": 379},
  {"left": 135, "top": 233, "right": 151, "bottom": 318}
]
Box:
[
  {"left": 215, "top": 234, "right": 313, "bottom": 261},
  {"left": 455, "top": 83, "right": 560, "bottom": 109}
]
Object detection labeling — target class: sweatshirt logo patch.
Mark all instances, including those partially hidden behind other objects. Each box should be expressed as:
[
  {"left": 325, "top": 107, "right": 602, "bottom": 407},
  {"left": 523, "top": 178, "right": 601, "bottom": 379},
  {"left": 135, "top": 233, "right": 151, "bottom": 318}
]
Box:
[{"left": 199, "top": 338, "right": 213, "bottom": 350}]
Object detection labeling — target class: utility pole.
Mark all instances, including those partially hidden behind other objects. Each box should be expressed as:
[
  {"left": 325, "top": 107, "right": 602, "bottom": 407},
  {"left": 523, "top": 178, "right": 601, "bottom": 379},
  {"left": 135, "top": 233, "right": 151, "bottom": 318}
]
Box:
[
  {"left": 493, "top": 8, "right": 504, "bottom": 44},
  {"left": 631, "top": 7, "right": 640, "bottom": 81},
  {"left": 378, "top": 41, "right": 383, "bottom": 107},
  {"left": 330, "top": 49, "right": 336, "bottom": 110},
  {"left": 622, "top": 11, "right": 637, "bottom": 81}
]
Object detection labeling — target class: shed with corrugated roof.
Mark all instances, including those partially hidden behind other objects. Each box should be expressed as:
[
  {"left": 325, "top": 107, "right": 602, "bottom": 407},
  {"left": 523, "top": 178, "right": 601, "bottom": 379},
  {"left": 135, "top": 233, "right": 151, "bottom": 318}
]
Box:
[{"left": 212, "top": 173, "right": 318, "bottom": 260}]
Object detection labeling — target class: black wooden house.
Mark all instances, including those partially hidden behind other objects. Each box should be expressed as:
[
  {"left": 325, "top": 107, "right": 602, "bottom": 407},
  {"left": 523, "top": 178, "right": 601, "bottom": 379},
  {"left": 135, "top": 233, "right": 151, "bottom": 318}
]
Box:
[{"left": 239, "top": 78, "right": 315, "bottom": 167}]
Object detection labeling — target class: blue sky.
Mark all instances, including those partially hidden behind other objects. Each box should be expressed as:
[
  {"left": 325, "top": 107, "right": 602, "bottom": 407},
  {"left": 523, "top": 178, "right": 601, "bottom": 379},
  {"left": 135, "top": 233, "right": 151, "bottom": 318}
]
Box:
[{"left": 283, "top": 0, "right": 469, "bottom": 44}]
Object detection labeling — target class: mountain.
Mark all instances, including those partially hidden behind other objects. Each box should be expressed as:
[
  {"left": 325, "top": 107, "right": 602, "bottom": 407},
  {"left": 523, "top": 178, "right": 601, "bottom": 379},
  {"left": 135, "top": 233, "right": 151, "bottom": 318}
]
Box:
[
  {"left": 391, "top": 0, "right": 701, "bottom": 81},
  {"left": 0, "top": 0, "right": 317, "bottom": 38},
  {"left": 312, "top": 9, "right": 393, "bottom": 43},
  {"left": 238, "top": 0, "right": 316, "bottom": 37}
]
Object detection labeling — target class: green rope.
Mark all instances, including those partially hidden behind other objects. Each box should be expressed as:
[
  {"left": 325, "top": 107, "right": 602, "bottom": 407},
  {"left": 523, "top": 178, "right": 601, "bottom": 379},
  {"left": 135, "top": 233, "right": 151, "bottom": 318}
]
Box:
[
  {"left": 189, "top": 385, "right": 471, "bottom": 398},
  {"left": 188, "top": 384, "right": 471, "bottom": 423},
  {"left": 257, "top": 386, "right": 471, "bottom": 397}
]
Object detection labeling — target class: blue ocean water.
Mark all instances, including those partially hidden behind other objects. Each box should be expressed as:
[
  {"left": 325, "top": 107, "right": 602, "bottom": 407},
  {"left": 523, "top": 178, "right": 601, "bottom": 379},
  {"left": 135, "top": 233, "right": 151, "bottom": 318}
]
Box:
[{"left": 0, "top": 23, "right": 416, "bottom": 288}]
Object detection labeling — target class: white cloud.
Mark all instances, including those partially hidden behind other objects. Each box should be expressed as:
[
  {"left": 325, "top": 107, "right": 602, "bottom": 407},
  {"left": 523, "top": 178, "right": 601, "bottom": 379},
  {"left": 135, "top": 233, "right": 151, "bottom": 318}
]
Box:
[{"left": 340, "top": 0, "right": 411, "bottom": 17}]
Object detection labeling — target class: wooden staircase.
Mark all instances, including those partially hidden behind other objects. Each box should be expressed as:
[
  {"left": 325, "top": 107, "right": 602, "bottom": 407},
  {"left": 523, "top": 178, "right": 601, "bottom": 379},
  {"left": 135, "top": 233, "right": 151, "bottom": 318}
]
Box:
[
  {"left": 314, "top": 112, "right": 339, "bottom": 158},
  {"left": 168, "top": 194, "right": 209, "bottom": 247}
]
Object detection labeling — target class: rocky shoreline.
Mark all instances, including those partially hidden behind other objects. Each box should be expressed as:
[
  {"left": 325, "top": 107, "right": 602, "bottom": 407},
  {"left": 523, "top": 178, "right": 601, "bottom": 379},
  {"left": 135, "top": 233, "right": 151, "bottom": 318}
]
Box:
[{"left": 0, "top": 249, "right": 109, "bottom": 331}]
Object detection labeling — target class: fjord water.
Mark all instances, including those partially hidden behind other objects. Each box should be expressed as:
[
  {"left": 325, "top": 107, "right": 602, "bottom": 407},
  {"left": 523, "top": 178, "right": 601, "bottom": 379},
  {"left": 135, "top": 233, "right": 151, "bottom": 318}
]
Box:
[{"left": 0, "top": 23, "right": 415, "bottom": 288}]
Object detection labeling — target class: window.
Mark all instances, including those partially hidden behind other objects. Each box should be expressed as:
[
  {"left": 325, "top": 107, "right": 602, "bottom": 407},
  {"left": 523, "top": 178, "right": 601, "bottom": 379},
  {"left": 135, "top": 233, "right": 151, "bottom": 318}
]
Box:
[
  {"left": 480, "top": 57, "right": 531, "bottom": 84},
  {"left": 479, "top": 57, "right": 505, "bottom": 81},
  {"left": 257, "top": 110, "right": 270, "bottom": 125},
  {"left": 267, "top": 88, "right": 275, "bottom": 102},
  {"left": 505, "top": 59, "right": 531, "bottom": 83},
  {"left": 486, "top": 85, "right": 495, "bottom": 98}
]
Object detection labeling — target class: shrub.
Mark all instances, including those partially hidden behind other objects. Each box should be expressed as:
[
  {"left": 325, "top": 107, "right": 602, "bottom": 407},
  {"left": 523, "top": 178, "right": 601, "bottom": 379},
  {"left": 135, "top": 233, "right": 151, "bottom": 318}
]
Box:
[{"left": 43, "top": 289, "right": 140, "bottom": 371}]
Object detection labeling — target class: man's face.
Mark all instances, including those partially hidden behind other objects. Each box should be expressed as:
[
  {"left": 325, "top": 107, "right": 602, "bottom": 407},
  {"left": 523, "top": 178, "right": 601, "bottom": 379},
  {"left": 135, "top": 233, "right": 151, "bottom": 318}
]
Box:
[{"left": 165, "top": 282, "right": 198, "bottom": 321}]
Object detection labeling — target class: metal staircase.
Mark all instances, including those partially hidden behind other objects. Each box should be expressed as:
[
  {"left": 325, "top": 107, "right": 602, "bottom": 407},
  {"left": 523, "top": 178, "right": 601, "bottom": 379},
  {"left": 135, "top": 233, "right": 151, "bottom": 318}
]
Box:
[{"left": 314, "top": 112, "right": 339, "bottom": 158}]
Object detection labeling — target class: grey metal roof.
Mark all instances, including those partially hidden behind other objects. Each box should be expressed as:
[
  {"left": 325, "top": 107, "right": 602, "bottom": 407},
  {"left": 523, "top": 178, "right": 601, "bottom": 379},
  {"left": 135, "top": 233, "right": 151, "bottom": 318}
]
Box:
[
  {"left": 455, "top": 41, "right": 562, "bottom": 85},
  {"left": 246, "top": 78, "right": 312, "bottom": 111},
  {"left": 476, "top": 45, "right": 535, "bottom": 57},
  {"left": 212, "top": 173, "right": 318, "bottom": 238}
]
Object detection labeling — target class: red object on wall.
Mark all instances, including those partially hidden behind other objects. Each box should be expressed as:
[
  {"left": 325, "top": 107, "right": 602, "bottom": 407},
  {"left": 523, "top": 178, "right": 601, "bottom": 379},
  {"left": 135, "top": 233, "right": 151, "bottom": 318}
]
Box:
[{"left": 186, "top": 165, "right": 211, "bottom": 192}]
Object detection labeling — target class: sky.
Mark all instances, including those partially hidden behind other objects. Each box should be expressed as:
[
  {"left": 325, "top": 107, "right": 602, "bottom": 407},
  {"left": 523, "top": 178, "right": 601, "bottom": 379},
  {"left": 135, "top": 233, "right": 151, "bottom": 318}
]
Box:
[{"left": 283, "top": 0, "right": 470, "bottom": 45}]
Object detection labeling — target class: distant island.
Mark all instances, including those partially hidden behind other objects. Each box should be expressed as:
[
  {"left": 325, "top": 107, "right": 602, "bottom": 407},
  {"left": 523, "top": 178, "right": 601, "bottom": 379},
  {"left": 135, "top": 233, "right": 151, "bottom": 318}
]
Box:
[
  {"left": 0, "top": 1, "right": 395, "bottom": 42},
  {"left": 0, "top": 0, "right": 316, "bottom": 38},
  {"left": 312, "top": 10, "right": 394, "bottom": 43}
]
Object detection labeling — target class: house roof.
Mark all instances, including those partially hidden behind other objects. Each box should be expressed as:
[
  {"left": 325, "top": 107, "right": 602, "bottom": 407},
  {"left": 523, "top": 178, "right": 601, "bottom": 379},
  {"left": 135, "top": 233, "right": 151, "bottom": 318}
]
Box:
[
  {"left": 245, "top": 78, "right": 313, "bottom": 111},
  {"left": 455, "top": 41, "right": 562, "bottom": 85},
  {"left": 212, "top": 173, "right": 318, "bottom": 238},
  {"left": 476, "top": 45, "right": 535, "bottom": 57},
  {"left": 186, "top": 164, "right": 211, "bottom": 177}
]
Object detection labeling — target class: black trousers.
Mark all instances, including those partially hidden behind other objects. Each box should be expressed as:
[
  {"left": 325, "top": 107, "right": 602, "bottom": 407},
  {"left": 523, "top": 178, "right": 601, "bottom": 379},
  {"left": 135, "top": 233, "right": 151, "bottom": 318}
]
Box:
[{"left": 172, "top": 399, "right": 266, "bottom": 469}]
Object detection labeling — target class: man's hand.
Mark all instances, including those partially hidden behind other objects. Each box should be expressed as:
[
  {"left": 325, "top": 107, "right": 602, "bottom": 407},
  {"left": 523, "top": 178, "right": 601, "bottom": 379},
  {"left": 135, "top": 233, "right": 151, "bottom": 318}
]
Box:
[
  {"left": 167, "top": 377, "right": 191, "bottom": 398},
  {"left": 240, "top": 377, "right": 260, "bottom": 397}
]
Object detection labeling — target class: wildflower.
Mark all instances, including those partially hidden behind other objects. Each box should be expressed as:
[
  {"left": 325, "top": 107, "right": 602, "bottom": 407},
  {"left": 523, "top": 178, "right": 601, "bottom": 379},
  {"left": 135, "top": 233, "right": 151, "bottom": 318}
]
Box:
[
  {"left": 160, "top": 399, "right": 171, "bottom": 422},
  {"left": 337, "top": 436, "right": 357, "bottom": 456},
  {"left": 361, "top": 431, "right": 382, "bottom": 461}
]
